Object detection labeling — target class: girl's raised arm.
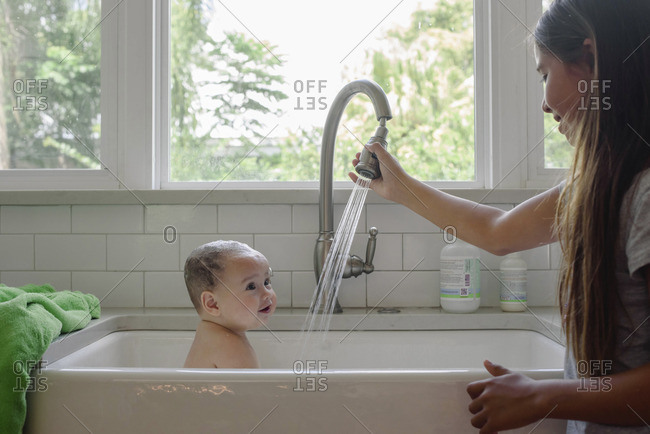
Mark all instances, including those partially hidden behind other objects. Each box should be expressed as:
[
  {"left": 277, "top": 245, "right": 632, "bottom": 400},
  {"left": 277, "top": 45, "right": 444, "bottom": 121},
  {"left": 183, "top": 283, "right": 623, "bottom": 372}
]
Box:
[{"left": 350, "top": 142, "right": 560, "bottom": 255}]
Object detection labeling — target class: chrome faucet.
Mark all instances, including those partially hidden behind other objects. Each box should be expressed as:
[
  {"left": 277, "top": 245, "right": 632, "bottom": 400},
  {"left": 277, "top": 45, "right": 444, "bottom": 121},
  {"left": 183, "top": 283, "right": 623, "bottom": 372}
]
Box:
[{"left": 314, "top": 79, "right": 392, "bottom": 313}]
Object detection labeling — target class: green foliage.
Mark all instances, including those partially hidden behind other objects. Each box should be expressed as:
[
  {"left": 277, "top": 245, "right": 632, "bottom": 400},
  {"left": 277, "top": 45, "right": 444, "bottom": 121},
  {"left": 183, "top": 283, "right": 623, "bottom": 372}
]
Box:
[
  {"left": 169, "top": 0, "right": 476, "bottom": 182},
  {"left": 330, "top": 0, "right": 475, "bottom": 181},
  {"left": 0, "top": 0, "right": 101, "bottom": 169},
  {"left": 1, "top": 0, "right": 488, "bottom": 180},
  {"left": 170, "top": 0, "right": 288, "bottom": 181}
]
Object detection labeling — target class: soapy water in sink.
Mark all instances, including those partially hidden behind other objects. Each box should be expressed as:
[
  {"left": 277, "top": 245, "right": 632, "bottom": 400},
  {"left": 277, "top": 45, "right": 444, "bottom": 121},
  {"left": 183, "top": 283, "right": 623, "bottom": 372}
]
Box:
[{"left": 298, "top": 176, "right": 371, "bottom": 359}]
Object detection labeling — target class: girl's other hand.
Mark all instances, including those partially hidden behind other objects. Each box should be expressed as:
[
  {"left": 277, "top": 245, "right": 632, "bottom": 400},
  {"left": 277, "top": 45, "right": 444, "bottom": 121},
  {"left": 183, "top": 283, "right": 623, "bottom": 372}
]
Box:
[{"left": 467, "top": 360, "right": 551, "bottom": 433}]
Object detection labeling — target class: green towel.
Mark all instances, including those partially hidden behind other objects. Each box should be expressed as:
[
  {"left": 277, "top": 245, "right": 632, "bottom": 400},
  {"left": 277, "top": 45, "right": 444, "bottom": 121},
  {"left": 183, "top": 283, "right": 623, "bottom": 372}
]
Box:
[{"left": 0, "top": 283, "right": 100, "bottom": 434}]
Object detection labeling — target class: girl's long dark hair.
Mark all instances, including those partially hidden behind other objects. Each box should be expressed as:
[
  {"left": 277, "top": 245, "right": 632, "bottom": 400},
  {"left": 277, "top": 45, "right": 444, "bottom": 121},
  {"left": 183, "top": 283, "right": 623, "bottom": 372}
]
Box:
[{"left": 535, "top": 0, "right": 650, "bottom": 375}]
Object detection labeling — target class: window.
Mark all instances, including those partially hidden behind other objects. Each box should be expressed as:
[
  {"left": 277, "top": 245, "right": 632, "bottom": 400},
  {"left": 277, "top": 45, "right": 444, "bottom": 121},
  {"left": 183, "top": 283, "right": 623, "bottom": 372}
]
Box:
[
  {"left": 541, "top": 0, "right": 572, "bottom": 170},
  {"left": 0, "top": 0, "right": 120, "bottom": 189},
  {"left": 166, "top": 0, "right": 475, "bottom": 185},
  {"left": 523, "top": 0, "right": 572, "bottom": 187},
  {"left": 1, "top": 0, "right": 102, "bottom": 169},
  {"left": 0, "top": 0, "right": 560, "bottom": 190}
]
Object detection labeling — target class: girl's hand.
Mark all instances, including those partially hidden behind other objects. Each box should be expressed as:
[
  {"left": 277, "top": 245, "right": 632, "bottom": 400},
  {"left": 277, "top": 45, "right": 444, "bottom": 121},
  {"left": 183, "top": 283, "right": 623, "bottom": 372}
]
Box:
[
  {"left": 467, "top": 360, "right": 551, "bottom": 433},
  {"left": 348, "top": 142, "right": 410, "bottom": 203}
]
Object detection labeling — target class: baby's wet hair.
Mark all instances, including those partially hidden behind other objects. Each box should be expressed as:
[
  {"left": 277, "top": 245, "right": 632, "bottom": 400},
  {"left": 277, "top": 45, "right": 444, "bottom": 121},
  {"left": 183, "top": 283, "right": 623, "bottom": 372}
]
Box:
[{"left": 184, "top": 240, "right": 255, "bottom": 311}]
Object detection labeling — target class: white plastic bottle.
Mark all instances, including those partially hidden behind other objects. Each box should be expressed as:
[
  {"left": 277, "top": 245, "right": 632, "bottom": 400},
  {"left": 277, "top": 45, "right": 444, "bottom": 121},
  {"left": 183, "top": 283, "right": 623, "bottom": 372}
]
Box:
[
  {"left": 499, "top": 252, "right": 528, "bottom": 312},
  {"left": 440, "top": 239, "right": 480, "bottom": 313}
]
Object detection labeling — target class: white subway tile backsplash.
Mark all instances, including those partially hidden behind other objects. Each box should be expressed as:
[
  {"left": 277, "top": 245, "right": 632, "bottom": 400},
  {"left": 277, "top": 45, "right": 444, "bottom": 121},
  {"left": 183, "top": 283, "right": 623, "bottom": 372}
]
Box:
[
  {"left": 292, "top": 204, "right": 367, "bottom": 234},
  {"left": 218, "top": 205, "right": 291, "bottom": 234},
  {"left": 291, "top": 272, "right": 366, "bottom": 308},
  {"left": 107, "top": 235, "right": 179, "bottom": 271},
  {"left": 335, "top": 204, "right": 367, "bottom": 233},
  {"left": 403, "top": 233, "right": 447, "bottom": 270},
  {"left": 479, "top": 245, "right": 550, "bottom": 271},
  {"left": 72, "top": 205, "right": 144, "bottom": 233},
  {"left": 520, "top": 245, "right": 550, "bottom": 270},
  {"left": 371, "top": 233, "right": 402, "bottom": 270},
  {"left": 145, "top": 205, "right": 216, "bottom": 234},
  {"left": 1, "top": 271, "right": 71, "bottom": 291},
  {"left": 72, "top": 272, "right": 143, "bottom": 308},
  {"left": 255, "top": 234, "right": 314, "bottom": 271},
  {"left": 367, "top": 204, "right": 439, "bottom": 234},
  {"left": 0, "top": 235, "right": 34, "bottom": 270},
  {"left": 550, "top": 242, "right": 562, "bottom": 269},
  {"left": 179, "top": 234, "right": 255, "bottom": 269},
  {"left": 145, "top": 272, "right": 190, "bottom": 308},
  {"left": 0, "top": 200, "right": 562, "bottom": 309},
  {"left": 337, "top": 275, "right": 367, "bottom": 308},
  {"left": 35, "top": 235, "right": 106, "bottom": 270},
  {"left": 291, "top": 272, "right": 315, "bottom": 308},
  {"left": 1, "top": 206, "right": 70, "bottom": 233},
  {"left": 479, "top": 270, "right": 500, "bottom": 306},
  {"left": 527, "top": 270, "right": 560, "bottom": 306},
  {"left": 292, "top": 205, "right": 318, "bottom": 233},
  {"left": 293, "top": 271, "right": 367, "bottom": 308},
  {"left": 270, "top": 271, "right": 291, "bottom": 308},
  {"left": 367, "top": 271, "right": 438, "bottom": 308},
  {"left": 292, "top": 272, "right": 369, "bottom": 308}
]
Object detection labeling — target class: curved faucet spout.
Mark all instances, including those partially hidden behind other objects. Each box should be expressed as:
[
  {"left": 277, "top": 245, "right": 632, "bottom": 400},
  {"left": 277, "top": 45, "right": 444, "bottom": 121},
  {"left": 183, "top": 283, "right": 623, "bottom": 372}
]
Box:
[
  {"left": 314, "top": 79, "right": 392, "bottom": 313},
  {"left": 319, "top": 79, "right": 392, "bottom": 236}
]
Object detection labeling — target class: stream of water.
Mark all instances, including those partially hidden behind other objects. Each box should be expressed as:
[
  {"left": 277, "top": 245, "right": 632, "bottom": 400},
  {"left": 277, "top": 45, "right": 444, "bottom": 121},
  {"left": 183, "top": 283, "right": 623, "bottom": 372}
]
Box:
[{"left": 297, "top": 176, "right": 371, "bottom": 360}]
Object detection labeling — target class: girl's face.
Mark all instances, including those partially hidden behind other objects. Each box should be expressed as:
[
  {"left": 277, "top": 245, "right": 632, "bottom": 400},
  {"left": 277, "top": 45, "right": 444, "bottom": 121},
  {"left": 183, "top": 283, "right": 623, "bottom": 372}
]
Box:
[{"left": 535, "top": 43, "right": 594, "bottom": 142}]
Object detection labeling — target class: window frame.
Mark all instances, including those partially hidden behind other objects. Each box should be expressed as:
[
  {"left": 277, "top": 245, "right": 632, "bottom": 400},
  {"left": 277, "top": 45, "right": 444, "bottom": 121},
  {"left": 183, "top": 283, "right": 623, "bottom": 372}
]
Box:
[
  {"left": 1, "top": 0, "right": 562, "bottom": 191},
  {"left": 0, "top": 0, "right": 121, "bottom": 189}
]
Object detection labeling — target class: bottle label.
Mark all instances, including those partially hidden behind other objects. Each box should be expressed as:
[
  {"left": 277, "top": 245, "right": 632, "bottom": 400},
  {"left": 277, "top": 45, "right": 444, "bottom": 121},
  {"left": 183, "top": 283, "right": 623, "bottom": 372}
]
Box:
[
  {"left": 499, "top": 270, "right": 527, "bottom": 302},
  {"left": 440, "top": 258, "right": 480, "bottom": 298}
]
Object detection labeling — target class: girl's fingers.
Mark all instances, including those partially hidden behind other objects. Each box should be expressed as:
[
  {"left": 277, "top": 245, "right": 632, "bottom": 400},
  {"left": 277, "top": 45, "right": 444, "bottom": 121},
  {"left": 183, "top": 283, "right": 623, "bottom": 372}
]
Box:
[
  {"left": 466, "top": 379, "right": 488, "bottom": 399},
  {"left": 468, "top": 397, "right": 484, "bottom": 415},
  {"left": 484, "top": 360, "right": 511, "bottom": 377},
  {"left": 470, "top": 411, "right": 488, "bottom": 429}
]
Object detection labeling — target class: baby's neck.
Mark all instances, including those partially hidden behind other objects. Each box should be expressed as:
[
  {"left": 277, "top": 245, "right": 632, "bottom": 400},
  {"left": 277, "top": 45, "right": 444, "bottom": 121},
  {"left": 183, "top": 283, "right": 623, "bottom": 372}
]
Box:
[{"left": 200, "top": 318, "right": 249, "bottom": 339}]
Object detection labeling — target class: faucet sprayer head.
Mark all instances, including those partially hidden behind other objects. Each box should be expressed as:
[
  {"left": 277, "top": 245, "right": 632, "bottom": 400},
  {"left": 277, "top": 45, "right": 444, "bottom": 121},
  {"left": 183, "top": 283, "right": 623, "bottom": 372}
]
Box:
[{"left": 355, "top": 124, "right": 389, "bottom": 180}]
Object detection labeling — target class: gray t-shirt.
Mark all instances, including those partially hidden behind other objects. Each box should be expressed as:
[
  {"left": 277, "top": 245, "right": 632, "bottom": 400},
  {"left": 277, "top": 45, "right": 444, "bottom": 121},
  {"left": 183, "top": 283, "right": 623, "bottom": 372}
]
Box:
[{"left": 565, "top": 168, "right": 650, "bottom": 433}]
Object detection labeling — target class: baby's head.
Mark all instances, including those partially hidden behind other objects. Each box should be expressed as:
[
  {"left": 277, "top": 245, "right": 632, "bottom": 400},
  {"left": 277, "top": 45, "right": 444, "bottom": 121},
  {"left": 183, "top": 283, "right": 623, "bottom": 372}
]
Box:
[{"left": 184, "top": 241, "right": 276, "bottom": 332}]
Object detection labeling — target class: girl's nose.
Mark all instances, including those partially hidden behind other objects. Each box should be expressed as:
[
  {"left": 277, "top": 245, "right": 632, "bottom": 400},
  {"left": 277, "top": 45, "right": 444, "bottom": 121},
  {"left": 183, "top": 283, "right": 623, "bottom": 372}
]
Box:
[{"left": 541, "top": 98, "right": 552, "bottom": 114}]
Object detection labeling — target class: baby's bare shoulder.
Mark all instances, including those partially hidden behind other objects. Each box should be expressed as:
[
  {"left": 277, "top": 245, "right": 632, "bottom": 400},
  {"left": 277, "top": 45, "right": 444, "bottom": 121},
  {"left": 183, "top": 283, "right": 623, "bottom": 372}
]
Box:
[
  {"left": 212, "top": 331, "right": 260, "bottom": 369},
  {"left": 187, "top": 324, "right": 260, "bottom": 369}
]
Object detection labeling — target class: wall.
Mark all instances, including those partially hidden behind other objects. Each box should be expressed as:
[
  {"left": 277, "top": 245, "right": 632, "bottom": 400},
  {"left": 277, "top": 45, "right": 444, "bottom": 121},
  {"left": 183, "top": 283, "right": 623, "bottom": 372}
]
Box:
[{"left": 0, "top": 191, "right": 562, "bottom": 309}]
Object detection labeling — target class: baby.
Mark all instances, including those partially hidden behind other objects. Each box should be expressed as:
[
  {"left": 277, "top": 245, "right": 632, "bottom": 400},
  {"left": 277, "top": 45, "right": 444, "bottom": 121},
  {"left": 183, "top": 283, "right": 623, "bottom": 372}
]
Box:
[{"left": 183, "top": 240, "right": 277, "bottom": 368}]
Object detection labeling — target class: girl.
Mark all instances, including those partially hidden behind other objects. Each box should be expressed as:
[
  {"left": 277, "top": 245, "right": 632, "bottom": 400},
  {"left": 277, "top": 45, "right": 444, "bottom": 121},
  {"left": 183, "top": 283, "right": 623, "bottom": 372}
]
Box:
[{"left": 350, "top": 0, "right": 650, "bottom": 432}]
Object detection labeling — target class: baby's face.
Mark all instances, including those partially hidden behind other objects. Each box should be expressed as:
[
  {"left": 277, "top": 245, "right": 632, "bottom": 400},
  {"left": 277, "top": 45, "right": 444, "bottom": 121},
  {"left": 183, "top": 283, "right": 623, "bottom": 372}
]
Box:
[{"left": 213, "top": 252, "right": 277, "bottom": 332}]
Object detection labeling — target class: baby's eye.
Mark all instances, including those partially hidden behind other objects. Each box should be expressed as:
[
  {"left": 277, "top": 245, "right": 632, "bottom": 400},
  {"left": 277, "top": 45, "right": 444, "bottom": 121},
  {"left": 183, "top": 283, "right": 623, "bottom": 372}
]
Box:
[
  {"left": 246, "top": 283, "right": 256, "bottom": 291},
  {"left": 540, "top": 74, "right": 548, "bottom": 83},
  {"left": 265, "top": 279, "right": 272, "bottom": 287}
]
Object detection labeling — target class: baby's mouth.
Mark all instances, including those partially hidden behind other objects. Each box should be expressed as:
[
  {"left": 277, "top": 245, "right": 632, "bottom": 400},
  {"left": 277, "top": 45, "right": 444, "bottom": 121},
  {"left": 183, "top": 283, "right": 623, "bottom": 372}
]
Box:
[{"left": 258, "top": 305, "right": 272, "bottom": 313}]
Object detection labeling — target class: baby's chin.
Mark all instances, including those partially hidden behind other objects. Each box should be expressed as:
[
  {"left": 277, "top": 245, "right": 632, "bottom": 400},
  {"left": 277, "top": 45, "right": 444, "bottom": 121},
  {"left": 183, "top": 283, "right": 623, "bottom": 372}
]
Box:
[{"left": 253, "top": 311, "right": 274, "bottom": 326}]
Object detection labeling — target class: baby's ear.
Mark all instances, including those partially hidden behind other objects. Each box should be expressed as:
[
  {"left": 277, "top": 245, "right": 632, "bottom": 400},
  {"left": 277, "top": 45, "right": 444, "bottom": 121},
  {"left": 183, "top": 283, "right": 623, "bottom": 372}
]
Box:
[{"left": 200, "top": 290, "right": 220, "bottom": 316}]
